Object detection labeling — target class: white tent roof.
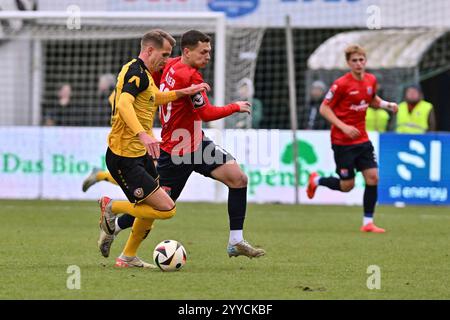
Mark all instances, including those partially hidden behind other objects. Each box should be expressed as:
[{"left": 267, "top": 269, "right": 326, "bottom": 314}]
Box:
[{"left": 307, "top": 29, "right": 447, "bottom": 70}]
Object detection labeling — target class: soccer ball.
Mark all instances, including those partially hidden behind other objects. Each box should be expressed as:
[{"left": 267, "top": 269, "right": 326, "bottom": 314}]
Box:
[{"left": 153, "top": 240, "right": 187, "bottom": 272}]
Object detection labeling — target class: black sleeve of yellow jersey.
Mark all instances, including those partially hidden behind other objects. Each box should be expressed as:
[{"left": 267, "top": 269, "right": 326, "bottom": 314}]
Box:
[{"left": 122, "top": 65, "right": 150, "bottom": 98}]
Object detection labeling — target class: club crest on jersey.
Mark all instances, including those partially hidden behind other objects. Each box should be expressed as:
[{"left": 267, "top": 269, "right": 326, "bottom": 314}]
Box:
[
  {"left": 340, "top": 169, "right": 349, "bottom": 178},
  {"left": 367, "top": 86, "right": 373, "bottom": 95},
  {"left": 191, "top": 92, "right": 205, "bottom": 109},
  {"left": 133, "top": 187, "right": 144, "bottom": 199}
]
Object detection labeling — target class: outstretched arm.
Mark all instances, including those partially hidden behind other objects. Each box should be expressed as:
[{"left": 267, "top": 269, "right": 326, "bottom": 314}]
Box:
[
  {"left": 196, "top": 98, "right": 250, "bottom": 122},
  {"left": 188, "top": 71, "right": 247, "bottom": 122},
  {"left": 371, "top": 95, "right": 398, "bottom": 113},
  {"left": 154, "top": 82, "right": 210, "bottom": 105}
]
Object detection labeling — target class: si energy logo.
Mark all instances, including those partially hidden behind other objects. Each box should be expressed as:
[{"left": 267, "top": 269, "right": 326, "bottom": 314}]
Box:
[{"left": 379, "top": 134, "right": 450, "bottom": 205}]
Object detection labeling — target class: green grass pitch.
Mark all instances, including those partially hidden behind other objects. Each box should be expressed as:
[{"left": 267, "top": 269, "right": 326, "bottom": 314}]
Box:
[{"left": 0, "top": 200, "right": 449, "bottom": 299}]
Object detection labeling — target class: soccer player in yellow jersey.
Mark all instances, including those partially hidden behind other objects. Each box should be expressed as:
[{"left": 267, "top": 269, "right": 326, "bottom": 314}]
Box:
[{"left": 98, "top": 30, "right": 209, "bottom": 268}]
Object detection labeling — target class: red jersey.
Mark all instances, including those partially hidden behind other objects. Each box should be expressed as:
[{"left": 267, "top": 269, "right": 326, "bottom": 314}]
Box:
[
  {"left": 159, "top": 57, "right": 239, "bottom": 155},
  {"left": 323, "top": 72, "right": 377, "bottom": 145},
  {"left": 151, "top": 57, "right": 180, "bottom": 89},
  {"left": 151, "top": 56, "right": 175, "bottom": 88}
]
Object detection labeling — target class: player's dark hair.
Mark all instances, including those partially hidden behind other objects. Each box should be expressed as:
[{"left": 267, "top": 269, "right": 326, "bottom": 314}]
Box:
[
  {"left": 141, "top": 29, "right": 176, "bottom": 50},
  {"left": 181, "top": 30, "right": 211, "bottom": 50}
]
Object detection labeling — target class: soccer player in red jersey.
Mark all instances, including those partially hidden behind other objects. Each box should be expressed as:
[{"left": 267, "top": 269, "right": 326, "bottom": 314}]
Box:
[
  {"left": 306, "top": 45, "right": 398, "bottom": 233},
  {"left": 155, "top": 30, "right": 265, "bottom": 258}
]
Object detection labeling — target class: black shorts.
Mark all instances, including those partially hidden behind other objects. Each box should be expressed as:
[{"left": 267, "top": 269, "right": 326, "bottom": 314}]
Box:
[
  {"left": 106, "top": 148, "right": 160, "bottom": 203},
  {"left": 157, "top": 137, "right": 235, "bottom": 201},
  {"left": 332, "top": 141, "right": 378, "bottom": 180}
]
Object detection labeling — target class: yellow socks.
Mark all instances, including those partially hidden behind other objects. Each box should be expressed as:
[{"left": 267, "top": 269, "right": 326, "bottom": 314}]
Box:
[
  {"left": 111, "top": 201, "right": 176, "bottom": 220},
  {"left": 122, "top": 218, "right": 154, "bottom": 257},
  {"left": 96, "top": 171, "right": 118, "bottom": 185}
]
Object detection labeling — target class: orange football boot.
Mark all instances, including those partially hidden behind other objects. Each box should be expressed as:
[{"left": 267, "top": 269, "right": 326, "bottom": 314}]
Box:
[
  {"left": 306, "top": 172, "right": 319, "bottom": 199},
  {"left": 360, "top": 222, "right": 386, "bottom": 233}
]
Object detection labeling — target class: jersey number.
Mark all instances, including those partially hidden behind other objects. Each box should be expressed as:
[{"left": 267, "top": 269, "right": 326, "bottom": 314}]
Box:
[{"left": 159, "top": 83, "right": 172, "bottom": 123}]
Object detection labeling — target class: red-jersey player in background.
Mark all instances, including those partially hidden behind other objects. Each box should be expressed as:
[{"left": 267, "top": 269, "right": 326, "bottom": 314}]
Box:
[{"left": 307, "top": 45, "right": 398, "bottom": 233}]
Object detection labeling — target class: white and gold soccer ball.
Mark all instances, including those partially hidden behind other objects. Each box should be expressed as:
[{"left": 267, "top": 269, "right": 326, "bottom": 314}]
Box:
[{"left": 153, "top": 240, "right": 187, "bottom": 272}]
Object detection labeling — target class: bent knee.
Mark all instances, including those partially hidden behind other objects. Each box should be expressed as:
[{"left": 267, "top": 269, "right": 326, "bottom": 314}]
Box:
[
  {"left": 159, "top": 205, "right": 176, "bottom": 220},
  {"left": 366, "top": 175, "right": 379, "bottom": 185},
  {"left": 154, "top": 197, "right": 175, "bottom": 211},
  {"left": 228, "top": 173, "right": 248, "bottom": 188}
]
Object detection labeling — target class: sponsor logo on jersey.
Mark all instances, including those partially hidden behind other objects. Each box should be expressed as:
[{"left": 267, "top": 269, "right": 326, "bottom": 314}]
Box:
[
  {"left": 128, "top": 76, "right": 140, "bottom": 88},
  {"left": 350, "top": 100, "right": 369, "bottom": 111},
  {"left": 349, "top": 90, "right": 359, "bottom": 95}
]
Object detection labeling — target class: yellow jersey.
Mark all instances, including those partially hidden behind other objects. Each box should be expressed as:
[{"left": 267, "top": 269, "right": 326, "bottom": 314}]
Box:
[{"left": 108, "top": 58, "right": 175, "bottom": 157}]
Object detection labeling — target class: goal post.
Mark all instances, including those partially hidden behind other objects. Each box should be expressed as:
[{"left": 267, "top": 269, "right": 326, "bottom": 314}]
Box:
[{"left": 0, "top": 10, "right": 226, "bottom": 126}]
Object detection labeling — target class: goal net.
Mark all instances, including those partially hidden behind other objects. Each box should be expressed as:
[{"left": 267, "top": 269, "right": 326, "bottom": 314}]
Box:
[
  {"left": 1, "top": 1, "right": 450, "bottom": 131},
  {"left": 0, "top": 11, "right": 226, "bottom": 127}
]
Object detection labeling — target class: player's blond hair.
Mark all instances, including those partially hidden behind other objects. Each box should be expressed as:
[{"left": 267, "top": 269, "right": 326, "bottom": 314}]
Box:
[
  {"left": 345, "top": 44, "right": 366, "bottom": 61},
  {"left": 141, "top": 29, "right": 176, "bottom": 50}
]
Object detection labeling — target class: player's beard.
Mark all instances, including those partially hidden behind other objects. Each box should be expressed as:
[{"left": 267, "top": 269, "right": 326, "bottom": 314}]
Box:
[{"left": 199, "top": 59, "right": 209, "bottom": 69}]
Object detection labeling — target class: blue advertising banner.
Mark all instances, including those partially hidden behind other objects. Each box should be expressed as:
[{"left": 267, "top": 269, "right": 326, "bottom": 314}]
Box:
[{"left": 379, "top": 133, "right": 450, "bottom": 205}]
